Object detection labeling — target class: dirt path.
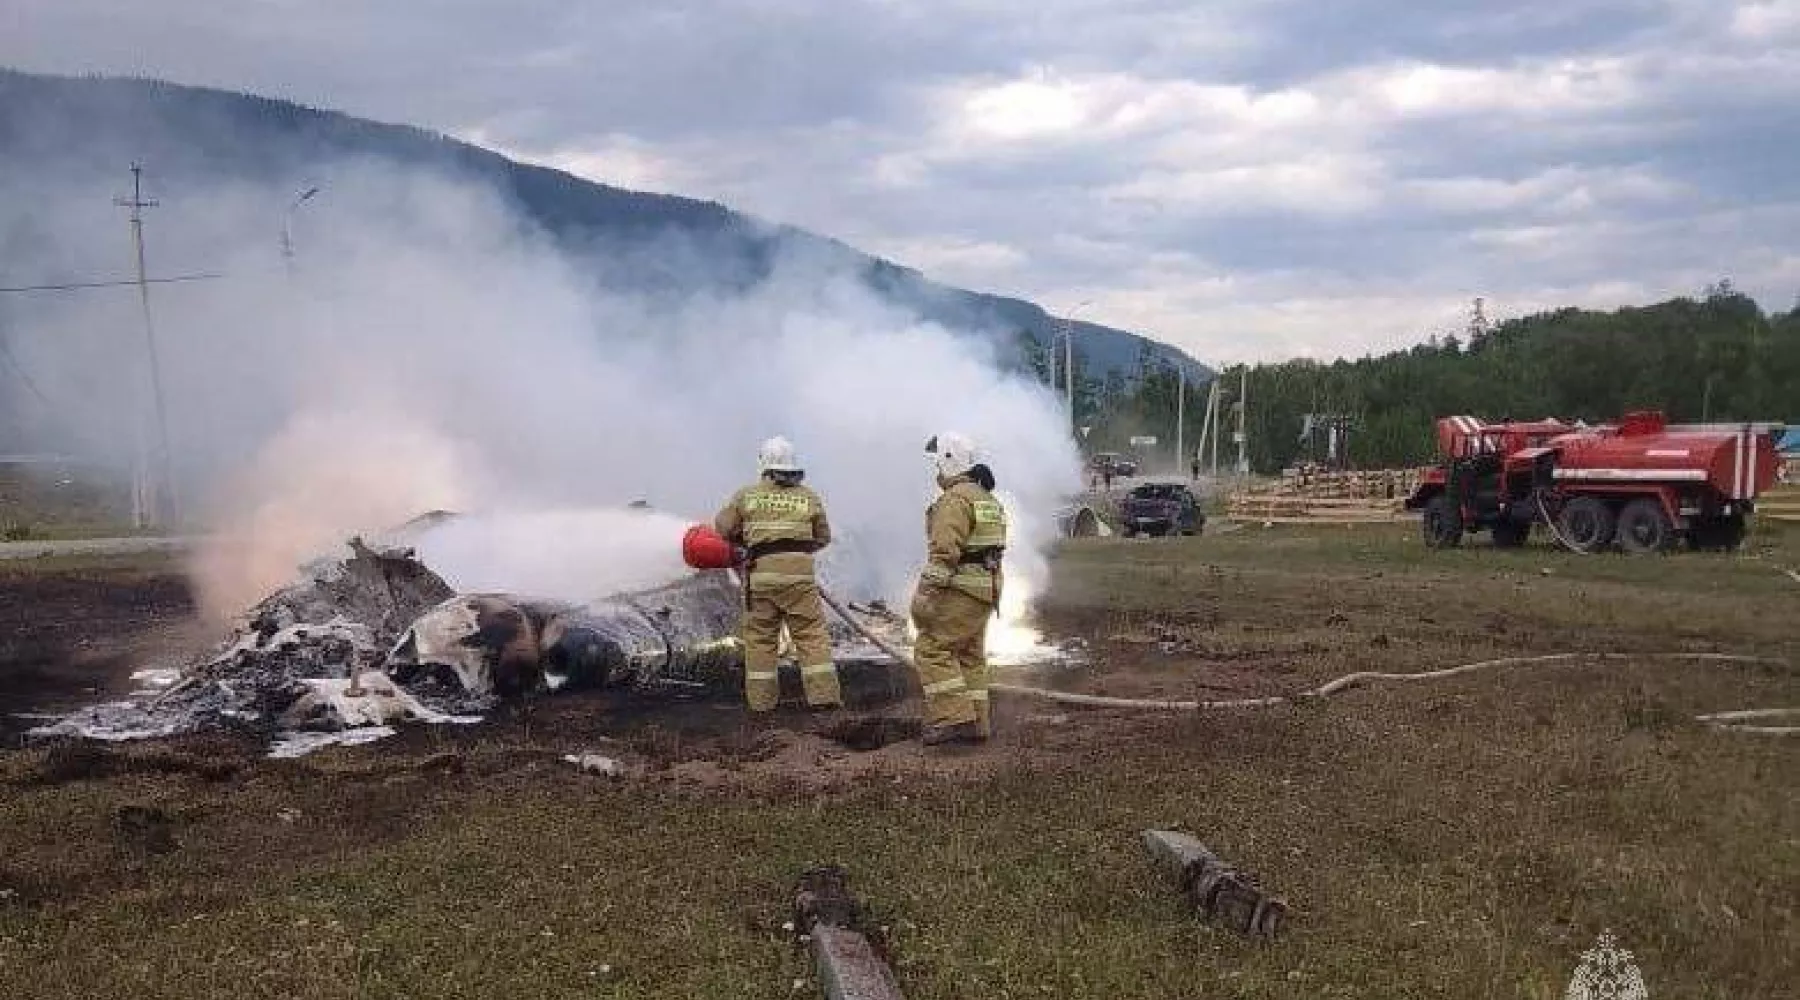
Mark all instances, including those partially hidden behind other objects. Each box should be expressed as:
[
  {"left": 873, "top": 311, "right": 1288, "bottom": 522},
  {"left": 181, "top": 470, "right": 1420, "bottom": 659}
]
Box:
[{"left": 0, "top": 562, "right": 200, "bottom": 744}]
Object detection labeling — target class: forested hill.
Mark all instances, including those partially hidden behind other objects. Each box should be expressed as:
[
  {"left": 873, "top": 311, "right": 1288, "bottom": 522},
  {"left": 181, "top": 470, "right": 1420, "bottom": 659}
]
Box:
[
  {"left": 1217, "top": 288, "right": 1800, "bottom": 473},
  {"left": 0, "top": 68, "right": 1207, "bottom": 384}
]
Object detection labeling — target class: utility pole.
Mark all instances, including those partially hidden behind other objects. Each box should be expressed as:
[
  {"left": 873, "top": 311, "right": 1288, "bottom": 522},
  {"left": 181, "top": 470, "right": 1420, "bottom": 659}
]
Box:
[
  {"left": 1063, "top": 314, "right": 1074, "bottom": 432},
  {"left": 1061, "top": 300, "right": 1093, "bottom": 440},
  {"left": 282, "top": 185, "right": 321, "bottom": 281},
  {"left": 1195, "top": 378, "right": 1212, "bottom": 475},
  {"left": 115, "top": 163, "right": 177, "bottom": 529},
  {"left": 1175, "top": 364, "right": 1186, "bottom": 473},
  {"left": 1235, "top": 366, "right": 1249, "bottom": 475},
  {"left": 1204, "top": 380, "right": 1222, "bottom": 476}
]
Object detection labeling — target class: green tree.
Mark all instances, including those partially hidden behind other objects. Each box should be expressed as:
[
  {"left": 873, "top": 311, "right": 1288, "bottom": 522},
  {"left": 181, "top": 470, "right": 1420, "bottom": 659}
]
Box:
[{"left": 1100, "top": 294, "right": 1799, "bottom": 473}]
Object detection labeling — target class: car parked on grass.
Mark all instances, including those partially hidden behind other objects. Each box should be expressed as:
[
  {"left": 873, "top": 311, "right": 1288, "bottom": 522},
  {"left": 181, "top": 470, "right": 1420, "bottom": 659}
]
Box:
[
  {"left": 1119, "top": 482, "right": 1205, "bottom": 537},
  {"left": 1089, "top": 452, "right": 1139, "bottom": 479}
]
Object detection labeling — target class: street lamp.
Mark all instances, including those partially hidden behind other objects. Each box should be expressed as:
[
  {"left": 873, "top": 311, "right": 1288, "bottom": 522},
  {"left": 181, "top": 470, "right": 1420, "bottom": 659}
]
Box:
[{"left": 281, "top": 186, "right": 321, "bottom": 278}]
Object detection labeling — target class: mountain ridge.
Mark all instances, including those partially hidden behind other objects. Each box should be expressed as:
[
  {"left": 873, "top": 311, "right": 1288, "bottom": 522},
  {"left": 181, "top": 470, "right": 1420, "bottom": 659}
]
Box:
[{"left": 0, "top": 67, "right": 1210, "bottom": 387}]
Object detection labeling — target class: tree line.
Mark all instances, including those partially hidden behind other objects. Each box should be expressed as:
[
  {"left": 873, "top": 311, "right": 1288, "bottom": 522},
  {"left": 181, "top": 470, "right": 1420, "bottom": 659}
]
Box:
[{"left": 1019, "top": 284, "right": 1800, "bottom": 474}]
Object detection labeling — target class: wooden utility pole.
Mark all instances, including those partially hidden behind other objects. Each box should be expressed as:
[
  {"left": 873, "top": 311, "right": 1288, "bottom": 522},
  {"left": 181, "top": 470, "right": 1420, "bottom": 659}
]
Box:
[
  {"left": 1235, "top": 366, "right": 1249, "bottom": 474},
  {"left": 114, "top": 163, "right": 177, "bottom": 529},
  {"left": 1205, "top": 379, "right": 1222, "bottom": 475},
  {"left": 1176, "top": 365, "right": 1186, "bottom": 471}
]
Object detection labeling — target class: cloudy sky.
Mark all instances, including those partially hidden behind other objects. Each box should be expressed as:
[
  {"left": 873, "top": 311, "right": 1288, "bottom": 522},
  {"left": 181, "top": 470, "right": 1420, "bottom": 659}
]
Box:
[{"left": 6, "top": 0, "right": 1799, "bottom": 364}]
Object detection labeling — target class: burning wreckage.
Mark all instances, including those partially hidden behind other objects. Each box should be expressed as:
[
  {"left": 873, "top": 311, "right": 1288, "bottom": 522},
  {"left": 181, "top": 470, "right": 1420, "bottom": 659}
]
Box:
[{"left": 32, "top": 509, "right": 1089, "bottom": 756}]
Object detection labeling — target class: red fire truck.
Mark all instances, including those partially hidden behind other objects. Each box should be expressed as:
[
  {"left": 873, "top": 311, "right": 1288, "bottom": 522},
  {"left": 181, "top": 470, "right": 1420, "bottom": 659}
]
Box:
[{"left": 1403, "top": 411, "right": 1784, "bottom": 553}]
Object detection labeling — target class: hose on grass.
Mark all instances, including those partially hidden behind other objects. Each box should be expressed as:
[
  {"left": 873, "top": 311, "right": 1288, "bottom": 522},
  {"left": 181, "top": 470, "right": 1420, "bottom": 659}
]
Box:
[
  {"left": 1693, "top": 706, "right": 1800, "bottom": 736},
  {"left": 993, "top": 653, "right": 1786, "bottom": 715},
  {"left": 819, "top": 593, "right": 1794, "bottom": 736},
  {"left": 993, "top": 652, "right": 1795, "bottom": 735}
]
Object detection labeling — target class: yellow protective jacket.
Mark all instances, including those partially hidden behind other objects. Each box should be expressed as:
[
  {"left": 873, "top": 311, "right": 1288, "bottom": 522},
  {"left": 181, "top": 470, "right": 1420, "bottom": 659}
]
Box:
[
  {"left": 919, "top": 477, "right": 1008, "bottom": 605},
  {"left": 714, "top": 479, "right": 831, "bottom": 585}
]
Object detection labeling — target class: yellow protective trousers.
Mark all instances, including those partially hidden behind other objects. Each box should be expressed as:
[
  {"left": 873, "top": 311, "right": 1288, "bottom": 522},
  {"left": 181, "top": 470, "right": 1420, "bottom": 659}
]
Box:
[
  {"left": 740, "top": 576, "right": 841, "bottom": 711},
  {"left": 910, "top": 586, "right": 992, "bottom": 735}
]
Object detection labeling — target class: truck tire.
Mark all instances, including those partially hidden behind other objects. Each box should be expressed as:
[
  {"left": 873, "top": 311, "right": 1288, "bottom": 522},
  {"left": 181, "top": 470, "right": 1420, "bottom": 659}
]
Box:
[
  {"left": 1616, "top": 498, "right": 1675, "bottom": 554},
  {"left": 1491, "top": 519, "right": 1530, "bottom": 548},
  {"left": 1556, "top": 497, "right": 1615, "bottom": 552},
  {"left": 1422, "top": 495, "right": 1463, "bottom": 548}
]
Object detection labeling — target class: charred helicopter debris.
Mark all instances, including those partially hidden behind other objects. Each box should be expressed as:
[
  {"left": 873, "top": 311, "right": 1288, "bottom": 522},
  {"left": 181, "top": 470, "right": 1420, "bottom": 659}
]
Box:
[{"left": 26, "top": 511, "right": 1071, "bottom": 756}]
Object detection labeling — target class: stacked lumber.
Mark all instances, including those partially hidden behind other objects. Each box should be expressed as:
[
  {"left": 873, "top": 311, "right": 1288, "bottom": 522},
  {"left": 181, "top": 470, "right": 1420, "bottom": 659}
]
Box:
[
  {"left": 1762, "top": 482, "right": 1800, "bottom": 523},
  {"left": 1225, "top": 494, "right": 1412, "bottom": 524},
  {"left": 1225, "top": 468, "right": 1422, "bottom": 524},
  {"left": 1268, "top": 467, "right": 1423, "bottom": 499}
]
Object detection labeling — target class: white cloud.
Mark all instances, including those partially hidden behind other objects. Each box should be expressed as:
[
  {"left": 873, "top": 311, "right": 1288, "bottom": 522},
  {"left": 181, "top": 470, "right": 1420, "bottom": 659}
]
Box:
[
  {"left": 1730, "top": 1, "right": 1800, "bottom": 42},
  {"left": 1406, "top": 165, "right": 1686, "bottom": 215},
  {"left": 960, "top": 75, "right": 1091, "bottom": 140},
  {"left": 525, "top": 136, "right": 695, "bottom": 194},
  {"left": 1364, "top": 58, "right": 1639, "bottom": 117},
  {"left": 1104, "top": 156, "right": 1387, "bottom": 217},
  {"left": 864, "top": 235, "right": 1030, "bottom": 284}
]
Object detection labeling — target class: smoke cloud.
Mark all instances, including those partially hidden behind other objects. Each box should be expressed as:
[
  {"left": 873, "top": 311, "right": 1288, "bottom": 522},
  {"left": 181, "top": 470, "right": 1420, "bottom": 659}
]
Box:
[{"left": 2, "top": 152, "right": 1084, "bottom": 629}]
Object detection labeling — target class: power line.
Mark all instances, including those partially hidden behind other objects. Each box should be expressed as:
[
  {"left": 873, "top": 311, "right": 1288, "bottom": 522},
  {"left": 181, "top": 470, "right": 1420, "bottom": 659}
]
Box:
[
  {"left": 0, "top": 272, "right": 224, "bottom": 294},
  {"left": 0, "top": 330, "right": 52, "bottom": 408}
]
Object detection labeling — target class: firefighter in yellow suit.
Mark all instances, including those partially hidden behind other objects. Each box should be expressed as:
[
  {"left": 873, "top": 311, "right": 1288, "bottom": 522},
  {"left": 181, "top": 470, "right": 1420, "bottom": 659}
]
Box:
[
  {"left": 911, "top": 431, "right": 1007, "bottom": 747},
  {"left": 714, "top": 436, "right": 843, "bottom": 713}
]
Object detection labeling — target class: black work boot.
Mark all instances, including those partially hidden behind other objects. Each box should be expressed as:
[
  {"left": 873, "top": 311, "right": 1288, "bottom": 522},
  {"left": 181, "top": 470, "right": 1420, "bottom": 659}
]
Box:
[{"left": 921, "top": 720, "right": 984, "bottom": 747}]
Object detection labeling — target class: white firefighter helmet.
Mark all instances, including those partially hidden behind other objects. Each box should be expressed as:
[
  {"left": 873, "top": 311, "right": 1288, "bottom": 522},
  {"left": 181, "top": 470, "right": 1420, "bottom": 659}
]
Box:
[
  {"left": 925, "top": 431, "right": 978, "bottom": 479},
  {"left": 757, "top": 435, "right": 802, "bottom": 474}
]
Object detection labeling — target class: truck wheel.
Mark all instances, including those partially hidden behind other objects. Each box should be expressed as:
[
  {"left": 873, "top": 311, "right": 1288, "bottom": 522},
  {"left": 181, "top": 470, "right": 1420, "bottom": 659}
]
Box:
[
  {"left": 1556, "top": 497, "right": 1615, "bottom": 552},
  {"left": 1491, "top": 520, "right": 1530, "bottom": 548},
  {"left": 1616, "top": 498, "right": 1675, "bottom": 554},
  {"left": 1422, "top": 495, "right": 1463, "bottom": 548}
]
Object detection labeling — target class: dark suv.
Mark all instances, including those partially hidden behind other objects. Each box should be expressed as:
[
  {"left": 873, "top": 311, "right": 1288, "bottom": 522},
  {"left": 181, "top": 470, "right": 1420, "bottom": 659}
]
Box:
[{"left": 1119, "top": 482, "right": 1205, "bottom": 537}]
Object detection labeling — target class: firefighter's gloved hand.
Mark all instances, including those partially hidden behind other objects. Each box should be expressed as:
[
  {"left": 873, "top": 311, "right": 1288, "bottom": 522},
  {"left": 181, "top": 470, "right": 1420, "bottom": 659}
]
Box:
[{"left": 909, "top": 586, "right": 937, "bottom": 626}]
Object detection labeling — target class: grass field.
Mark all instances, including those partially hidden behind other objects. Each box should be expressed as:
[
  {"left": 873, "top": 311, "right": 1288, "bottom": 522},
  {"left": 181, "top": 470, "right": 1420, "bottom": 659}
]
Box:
[{"left": 1, "top": 523, "right": 1795, "bottom": 998}]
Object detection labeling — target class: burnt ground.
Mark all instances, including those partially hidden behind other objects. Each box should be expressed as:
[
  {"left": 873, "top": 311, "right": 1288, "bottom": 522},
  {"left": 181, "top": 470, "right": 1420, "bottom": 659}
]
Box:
[
  {"left": 0, "top": 527, "right": 1797, "bottom": 999},
  {"left": 0, "top": 555, "right": 202, "bottom": 744}
]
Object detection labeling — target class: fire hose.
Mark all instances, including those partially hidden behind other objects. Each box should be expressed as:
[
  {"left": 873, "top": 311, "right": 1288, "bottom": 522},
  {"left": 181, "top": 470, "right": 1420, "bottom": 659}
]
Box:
[
  {"left": 987, "top": 652, "right": 1794, "bottom": 734},
  {"left": 816, "top": 593, "right": 1794, "bottom": 735},
  {"left": 701, "top": 528, "right": 1790, "bottom": 734},
  {"left": 1534, "top": 492, "right": 1591, "bottom": 554}
]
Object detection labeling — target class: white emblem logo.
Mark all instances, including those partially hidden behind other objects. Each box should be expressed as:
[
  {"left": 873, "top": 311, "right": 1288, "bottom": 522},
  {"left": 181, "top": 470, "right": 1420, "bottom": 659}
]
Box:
[{"left": 1565, "top": 929, "right": 1649, "bottom": 1000}]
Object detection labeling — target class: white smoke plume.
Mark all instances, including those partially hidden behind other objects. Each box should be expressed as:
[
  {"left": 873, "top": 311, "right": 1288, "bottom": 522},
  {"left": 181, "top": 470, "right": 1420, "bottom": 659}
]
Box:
[{"left": 2, "top": 156, "right": 1085, "bottom": 632}]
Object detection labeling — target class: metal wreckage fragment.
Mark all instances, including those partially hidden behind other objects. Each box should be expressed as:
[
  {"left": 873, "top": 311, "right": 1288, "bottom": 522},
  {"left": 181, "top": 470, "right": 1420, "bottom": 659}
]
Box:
[
  {"left": 386, "top": 568, "right": 915, "bottom": 707},
  {"left": 791, "top": 867, "right": 906, "bottom": 1000},
  {"left": 32, "top": 538, "right": 463, "bottom": 742},
  {"left": 31, "top": 528, "right": 921, "bottom": 747},
  {"left": 1142, "top": 830, "right": 1287, "bottom": 939}
]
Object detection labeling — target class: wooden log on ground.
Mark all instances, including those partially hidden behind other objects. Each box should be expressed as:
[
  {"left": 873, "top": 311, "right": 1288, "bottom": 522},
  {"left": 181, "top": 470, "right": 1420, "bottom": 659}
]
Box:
[
  {"left": 793, "top": 866, "right": 905, "bottom": 1000},
  {"left": 1142, "top": 830, "right": 1287, "bottom": 939}
]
